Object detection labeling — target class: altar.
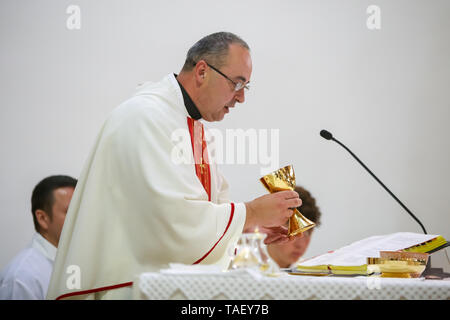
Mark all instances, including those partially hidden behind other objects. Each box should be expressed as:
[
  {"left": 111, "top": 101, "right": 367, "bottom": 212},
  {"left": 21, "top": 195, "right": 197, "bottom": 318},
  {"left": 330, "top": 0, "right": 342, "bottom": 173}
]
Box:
[{"left": 133, "top": 268, "right": 450, "bottom": 300}]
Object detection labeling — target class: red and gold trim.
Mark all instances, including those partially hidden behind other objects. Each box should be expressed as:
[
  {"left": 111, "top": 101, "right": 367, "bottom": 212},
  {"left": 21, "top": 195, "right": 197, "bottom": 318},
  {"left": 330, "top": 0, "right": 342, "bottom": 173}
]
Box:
[
  {"left": 187, "top": 117, "right": 235, "bottom": 263},
  {"left": 187, "top": 117, "right": 211, "bottom": 201}
]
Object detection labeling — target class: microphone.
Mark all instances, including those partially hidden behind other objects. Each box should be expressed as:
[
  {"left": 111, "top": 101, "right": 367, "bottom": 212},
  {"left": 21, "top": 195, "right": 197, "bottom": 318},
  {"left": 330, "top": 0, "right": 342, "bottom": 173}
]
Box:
[{"left": 320, "top": 129, "right": 428, "bottom": 234}]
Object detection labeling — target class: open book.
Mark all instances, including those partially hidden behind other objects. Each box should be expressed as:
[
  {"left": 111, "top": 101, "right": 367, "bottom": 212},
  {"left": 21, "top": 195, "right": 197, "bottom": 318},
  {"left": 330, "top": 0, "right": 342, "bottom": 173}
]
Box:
[{"left": 294, "top": 232, "right": 448, "bottom": 275}]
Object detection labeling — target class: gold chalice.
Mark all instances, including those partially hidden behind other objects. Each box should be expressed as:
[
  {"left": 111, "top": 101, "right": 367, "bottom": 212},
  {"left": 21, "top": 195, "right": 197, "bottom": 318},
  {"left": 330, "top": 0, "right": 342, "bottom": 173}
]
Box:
[{"left": 260, "top": 165, "right": 316, "bottom": 237}]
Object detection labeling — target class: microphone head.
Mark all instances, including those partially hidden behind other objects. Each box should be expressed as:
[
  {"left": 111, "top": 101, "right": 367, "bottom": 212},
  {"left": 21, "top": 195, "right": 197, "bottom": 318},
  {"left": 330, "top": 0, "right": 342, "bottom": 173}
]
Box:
[{"left": 320, "top": 129, "right": 333, "bottom": 140}]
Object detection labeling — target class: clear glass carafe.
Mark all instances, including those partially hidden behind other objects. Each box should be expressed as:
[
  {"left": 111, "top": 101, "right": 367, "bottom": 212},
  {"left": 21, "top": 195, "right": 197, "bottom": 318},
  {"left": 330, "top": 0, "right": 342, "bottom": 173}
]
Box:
[{"left": 229, "top": 229, "right": 281, "bottom": 275}]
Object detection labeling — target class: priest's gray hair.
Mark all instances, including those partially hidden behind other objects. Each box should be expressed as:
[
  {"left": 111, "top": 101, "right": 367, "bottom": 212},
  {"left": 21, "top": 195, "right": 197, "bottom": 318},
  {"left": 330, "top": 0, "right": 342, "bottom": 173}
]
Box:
[{"left": 181, "top": 32, "right": 250, "bottom": 72}]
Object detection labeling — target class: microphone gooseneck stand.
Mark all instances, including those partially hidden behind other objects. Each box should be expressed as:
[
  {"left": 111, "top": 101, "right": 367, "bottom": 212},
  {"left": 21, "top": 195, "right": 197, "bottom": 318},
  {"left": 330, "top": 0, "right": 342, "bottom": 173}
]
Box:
[{"left": 320, "top": 129, "right": 450, "bottom": 278}]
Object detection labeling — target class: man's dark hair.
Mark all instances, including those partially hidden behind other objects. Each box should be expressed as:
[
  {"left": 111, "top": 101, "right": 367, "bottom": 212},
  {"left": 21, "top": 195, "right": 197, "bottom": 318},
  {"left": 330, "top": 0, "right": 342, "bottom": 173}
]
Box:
[
  {"left": 181, "top": 32, "right": 250, "bottom": 72},
  {"left": 31, "top": 175, "right": 77, "bottom": 232},
  {"left": 295, "top": 186, "right": 322, "bottom": 228}
]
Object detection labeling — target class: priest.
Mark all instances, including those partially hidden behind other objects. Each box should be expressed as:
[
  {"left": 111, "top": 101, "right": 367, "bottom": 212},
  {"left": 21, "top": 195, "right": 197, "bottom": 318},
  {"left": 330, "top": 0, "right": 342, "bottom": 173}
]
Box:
[{"left": 47, "top": 32, "right": 301, "bottom": 299}]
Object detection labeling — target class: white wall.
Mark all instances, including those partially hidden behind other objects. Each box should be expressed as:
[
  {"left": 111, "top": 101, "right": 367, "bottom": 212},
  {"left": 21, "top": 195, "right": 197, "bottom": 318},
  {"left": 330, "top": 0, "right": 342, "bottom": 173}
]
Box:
[{"left": 1, "top": 0, "right": 449, "bottom": 270}]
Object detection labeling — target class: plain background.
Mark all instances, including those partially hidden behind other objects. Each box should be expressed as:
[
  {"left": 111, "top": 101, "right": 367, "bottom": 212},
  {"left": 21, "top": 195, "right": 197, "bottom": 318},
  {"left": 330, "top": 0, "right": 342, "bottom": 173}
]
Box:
[{"left": 1, "top": 0, "right": 449, "bottom": 271}]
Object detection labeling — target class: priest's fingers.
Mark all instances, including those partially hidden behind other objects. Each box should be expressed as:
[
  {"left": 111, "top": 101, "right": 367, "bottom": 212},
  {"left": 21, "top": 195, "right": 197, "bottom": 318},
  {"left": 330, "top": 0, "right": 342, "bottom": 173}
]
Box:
[
  {"left": 277, "top": 190, "right": 299, "bottom": 199},
  {"left": 264, "top": 226, "right": 303, "bottom": 240},
  {"left": 264, "top": 233, "right": 281, "bottom": 244},
  {"left": 285, "top": 208, "right": 295, "bottom": 219},
  {"left": 285, "top": 198, "right": 302, "bottom": 210},
  {"left": 260, "top": 225, "right": 289, "bottom": 235},
  {"left": 289, "top": 232, "right": 304, "bottom": 240},
  {"left": 276, "top": 191, "right": 302, "bottom": 214},
  {"left": 262, "top": 225, "right": 291, "bottom": 245},
  {"left": 264, "top": 234, "right": 290, "bottom": 245},
  {"left": 244, "top": 192, "right": 302, "bottom": 229},
  {"left": 278, "top": 190, "right": 302, "bottom": 205}
]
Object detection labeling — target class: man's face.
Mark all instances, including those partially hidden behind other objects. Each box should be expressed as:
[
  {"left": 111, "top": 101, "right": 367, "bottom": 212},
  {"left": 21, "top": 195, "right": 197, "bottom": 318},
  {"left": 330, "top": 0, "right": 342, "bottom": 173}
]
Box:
[
  {"left": 199, "top": 44, "right": 252, "bottom": 122},
  {"left": 46, "top": 187, "right": 74, "bottom": 247}
]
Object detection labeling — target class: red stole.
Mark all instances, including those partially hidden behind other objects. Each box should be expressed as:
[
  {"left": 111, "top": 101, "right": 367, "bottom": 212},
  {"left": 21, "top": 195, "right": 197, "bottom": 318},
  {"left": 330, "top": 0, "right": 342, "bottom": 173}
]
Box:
[{"left": 187, "top": 117, "right": 211, "bottom": 201}]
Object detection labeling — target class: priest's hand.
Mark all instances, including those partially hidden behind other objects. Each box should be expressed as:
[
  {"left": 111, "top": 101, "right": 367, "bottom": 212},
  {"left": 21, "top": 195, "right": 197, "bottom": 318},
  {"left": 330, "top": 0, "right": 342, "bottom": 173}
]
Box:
[
  {"left": 244, "top": 190, "right": 301, "bottom": 232},
  {"left": 259, "top": 225, "right": 303, "bottom": 245}
]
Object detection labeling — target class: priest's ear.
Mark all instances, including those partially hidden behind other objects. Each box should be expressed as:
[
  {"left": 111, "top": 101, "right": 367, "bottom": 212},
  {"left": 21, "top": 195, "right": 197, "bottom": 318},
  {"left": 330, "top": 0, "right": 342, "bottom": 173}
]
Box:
[
  {"left": 194, "top": 60, "right": 208, "bottom": 82},
  {"left": 35, "top": 209, "right": 51, "bottom": 232}
]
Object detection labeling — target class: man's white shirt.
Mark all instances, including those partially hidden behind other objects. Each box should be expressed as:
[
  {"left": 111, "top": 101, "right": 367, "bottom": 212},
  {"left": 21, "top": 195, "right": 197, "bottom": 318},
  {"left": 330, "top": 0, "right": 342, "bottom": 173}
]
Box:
[{"left": 0, "top": 233, "right": 56, "bottom": 299}]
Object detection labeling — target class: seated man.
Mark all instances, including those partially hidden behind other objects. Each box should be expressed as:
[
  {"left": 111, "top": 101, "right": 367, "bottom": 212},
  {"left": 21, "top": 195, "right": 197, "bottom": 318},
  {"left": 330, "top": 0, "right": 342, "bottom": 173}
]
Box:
[
  {"left": 267, "top": 186, "right": 322, "bottom": 268},
  {"left": 0, "top": 175, "right": 77, "bottom": 299}
]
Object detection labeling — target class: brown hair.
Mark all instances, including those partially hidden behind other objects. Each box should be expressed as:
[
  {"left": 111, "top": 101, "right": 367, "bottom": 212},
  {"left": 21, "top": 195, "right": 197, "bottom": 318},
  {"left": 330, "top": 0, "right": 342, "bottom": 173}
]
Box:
[
  {"left": 181, "top": 32, "right": 250, "bottom": 72},
  {"left": 294, "top": 186, "right": 321, "bottom": 227}
]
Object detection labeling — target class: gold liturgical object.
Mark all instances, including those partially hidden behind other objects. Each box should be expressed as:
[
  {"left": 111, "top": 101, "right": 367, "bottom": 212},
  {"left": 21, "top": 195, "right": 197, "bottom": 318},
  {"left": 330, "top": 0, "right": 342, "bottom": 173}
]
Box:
[{"left": 260, "top": 165, "right": 315, "bottom": 237}]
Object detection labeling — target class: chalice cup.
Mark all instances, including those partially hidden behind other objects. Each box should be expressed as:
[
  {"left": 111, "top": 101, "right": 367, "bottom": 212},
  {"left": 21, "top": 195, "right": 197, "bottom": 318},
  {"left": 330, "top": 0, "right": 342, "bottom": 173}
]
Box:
[{"left": 260, "top": 165, "right": 315, "bottom": 237}]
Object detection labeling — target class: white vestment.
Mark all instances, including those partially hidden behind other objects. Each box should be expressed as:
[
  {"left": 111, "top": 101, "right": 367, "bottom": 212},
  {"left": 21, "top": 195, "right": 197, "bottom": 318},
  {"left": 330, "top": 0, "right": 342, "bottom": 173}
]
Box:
[
  {"left": 0, "top": 233, "right": 57, "bottom": 299},
  {"left": 46, "top": 74, "right": 246, "bottom": 300}
]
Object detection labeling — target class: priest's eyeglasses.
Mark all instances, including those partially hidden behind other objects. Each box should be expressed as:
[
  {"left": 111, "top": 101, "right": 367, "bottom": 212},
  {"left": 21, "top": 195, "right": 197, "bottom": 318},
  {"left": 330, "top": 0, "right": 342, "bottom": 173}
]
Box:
[{"left": 193, "top": 60, "right": 250, "bottom": 92}]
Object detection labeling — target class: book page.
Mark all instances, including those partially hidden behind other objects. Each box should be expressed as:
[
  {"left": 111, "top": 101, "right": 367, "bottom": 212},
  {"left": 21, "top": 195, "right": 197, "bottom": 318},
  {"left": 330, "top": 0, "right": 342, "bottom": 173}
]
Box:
[{"left": 298, "top": 232, "right": 438, "bottom": 267}]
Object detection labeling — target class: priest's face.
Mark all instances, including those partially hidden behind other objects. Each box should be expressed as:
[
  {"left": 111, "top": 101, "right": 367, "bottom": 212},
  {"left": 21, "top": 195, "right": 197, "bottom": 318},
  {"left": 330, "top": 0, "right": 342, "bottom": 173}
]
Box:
[{"left": 200, "top": 44, "right": 252, "bottom": 122}]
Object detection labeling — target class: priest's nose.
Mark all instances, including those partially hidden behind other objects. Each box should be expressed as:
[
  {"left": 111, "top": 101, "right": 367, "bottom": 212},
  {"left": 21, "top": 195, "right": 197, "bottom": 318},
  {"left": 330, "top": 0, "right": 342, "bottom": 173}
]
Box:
[{"left": 235, "top": 88, "right": 245, "bottom": 104}]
